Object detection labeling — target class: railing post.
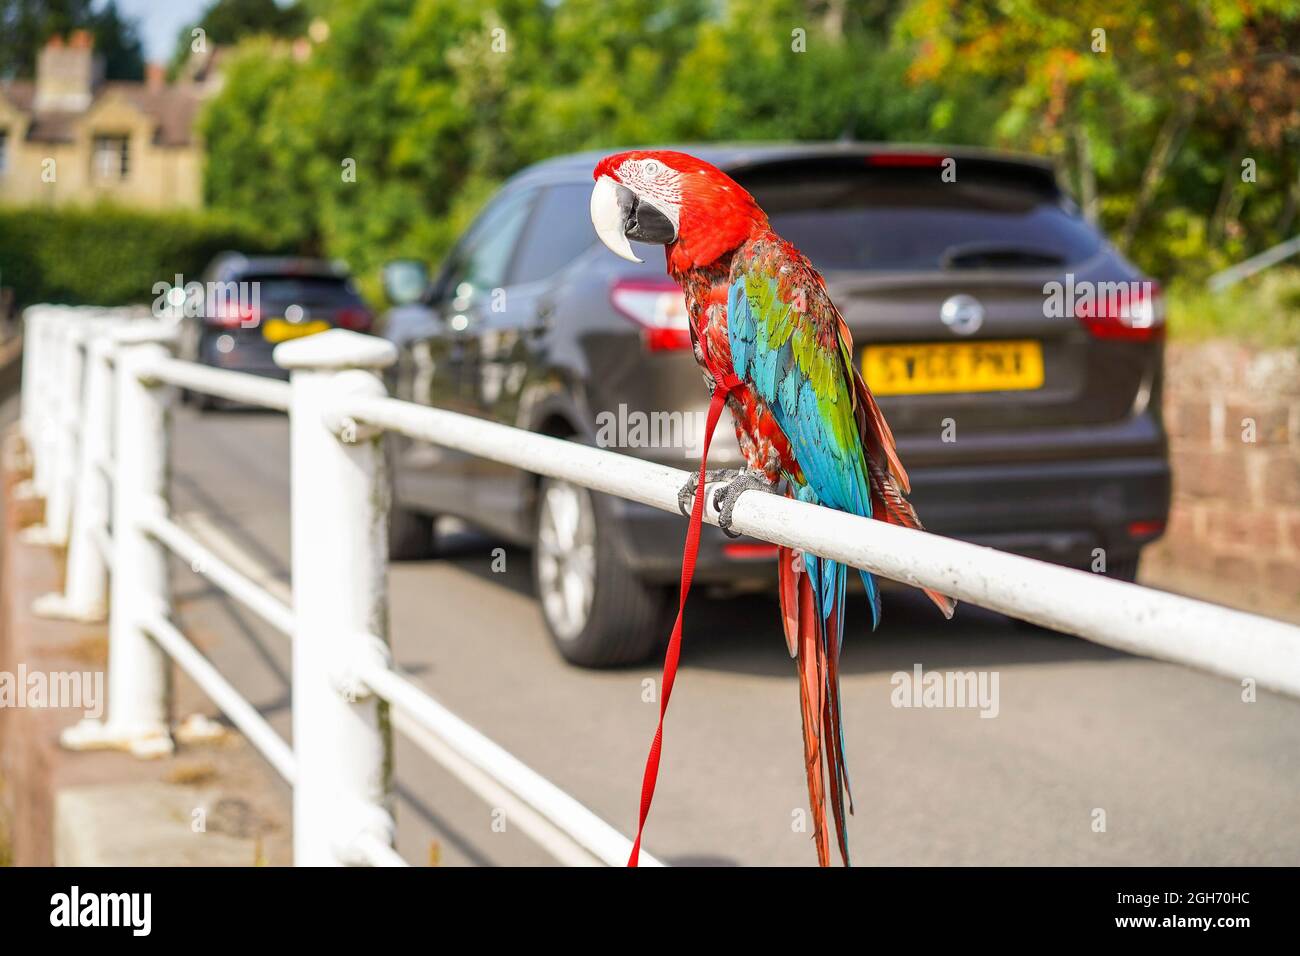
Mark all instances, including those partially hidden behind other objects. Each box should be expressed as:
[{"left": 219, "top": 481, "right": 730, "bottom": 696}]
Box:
[
  {"left": 22, "top": 306, "right": 65, "bottom": 502},
  {"left": 275, "top": 329, "right": 399, "bottom": 866},
  {"left": 24, "top": 310, "right": 95, "bottom": 546},
  {"left": 62, "top": 323, "right": 178, "bottom": 759},
  {"left": 19, "top": 305, "right": 49, "bottom": 451},
  {"left": 34, "top": 328, "right": 119, "bottom": 621}
]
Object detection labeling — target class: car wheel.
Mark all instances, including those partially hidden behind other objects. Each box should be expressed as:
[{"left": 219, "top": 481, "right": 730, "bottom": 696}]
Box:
[
  {"left": 389, "top": 501, "right": 435, "bottom": 561},
  {"left": 533, "top": 476, "right": 666, "bottom": 667}
]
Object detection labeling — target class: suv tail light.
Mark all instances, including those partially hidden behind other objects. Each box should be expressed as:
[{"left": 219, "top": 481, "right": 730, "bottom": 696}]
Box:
[
  {"left": 865, "top": 153, "right": 945, "bottom": 167},
  {"left": 610, "top": 279, "right": 691, "bottom": 351},
  {"left": 1076, "top": 280, "right": 1165, "bottom": 341},
  {"left": 210, "top": 300, "right": 259, "bottom": 329},
  {"left": 337, "top": 306, "right": 373, "bottom": 332}
]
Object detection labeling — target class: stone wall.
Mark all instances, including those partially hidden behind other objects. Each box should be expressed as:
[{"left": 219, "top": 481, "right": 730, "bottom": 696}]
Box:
[{"left": 1143, "top": 341, "right": 1300, "bottom": 617}]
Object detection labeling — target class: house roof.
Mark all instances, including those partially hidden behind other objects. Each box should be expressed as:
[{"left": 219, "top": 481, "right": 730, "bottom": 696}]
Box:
[
  {"left": 0, "top": 80, "right": 35, "bottom": 112},
  {"left": 0, "top": 78, "right": 203, "bottom": 147}
]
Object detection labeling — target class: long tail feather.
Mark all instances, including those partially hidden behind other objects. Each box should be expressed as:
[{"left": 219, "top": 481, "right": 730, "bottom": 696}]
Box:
[
  {"left": 823, "top": 590, "right": 853, "bottom": 866},
  {"left": 794, "top": 569, "right": 829, "bottom": 866},
  {"left": 780, "top": 550, "right": 856, "bottom": 867},
  {"left": 776, "top": 545, "right": 799, "bottom": 658}
]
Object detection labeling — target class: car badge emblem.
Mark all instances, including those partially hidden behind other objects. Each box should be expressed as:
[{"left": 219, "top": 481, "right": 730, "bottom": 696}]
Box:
[{"left": 940, "top": 294, "right": 984, "bottom": 336}]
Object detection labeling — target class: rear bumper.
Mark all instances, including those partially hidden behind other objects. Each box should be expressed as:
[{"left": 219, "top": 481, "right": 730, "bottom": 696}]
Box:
[
  {"left": 198, "top": 333, "right": 290, "bottom": 380},
  {"left": 612, "top": 454, "right": 1170, "bottom": 584},
  {"left": 906, "top": 455, "right": 1171, "bottom": 566}
]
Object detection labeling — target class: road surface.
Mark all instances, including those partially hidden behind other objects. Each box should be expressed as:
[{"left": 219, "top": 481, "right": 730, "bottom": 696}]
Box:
[{"left": 169, "top": 405, "right": 1300, "bottom": 866}]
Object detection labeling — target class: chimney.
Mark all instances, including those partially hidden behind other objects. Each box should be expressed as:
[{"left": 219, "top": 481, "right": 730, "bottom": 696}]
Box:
[
  {"left": 34, "top": 31, "right": 105, "bottom": 112},
  {"left": 146, "top": 62, "right": 166, "bottom": 92}
]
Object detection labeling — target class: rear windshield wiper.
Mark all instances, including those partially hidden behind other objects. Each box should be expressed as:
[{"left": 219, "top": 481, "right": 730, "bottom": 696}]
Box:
[{"left": 939, "top": 242, "right": 1067, "bottom": 270}]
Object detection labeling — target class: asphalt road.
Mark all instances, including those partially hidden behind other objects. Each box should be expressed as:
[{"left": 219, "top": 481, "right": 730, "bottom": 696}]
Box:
[{"left": 169, "top": 405, "right": 1300, "bottom": 866}]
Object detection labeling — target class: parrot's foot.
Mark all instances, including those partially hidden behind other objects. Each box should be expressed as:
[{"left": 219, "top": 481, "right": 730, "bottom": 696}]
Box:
[
  {"left": 677, "top": 469, "right": 740, "bottom": 517},
  {"left": 712, "top": 471, "right": 785, "bottom": 538}
]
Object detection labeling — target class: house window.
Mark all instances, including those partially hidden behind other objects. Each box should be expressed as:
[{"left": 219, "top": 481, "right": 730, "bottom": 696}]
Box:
[
  {"left": 92, "top": 135, "right": 130, "bottom": 180},
  {"left": 0, "top": 131, "right": 8, "bottom": 177}
]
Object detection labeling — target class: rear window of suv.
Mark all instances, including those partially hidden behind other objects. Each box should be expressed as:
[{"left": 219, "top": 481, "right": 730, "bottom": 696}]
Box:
[
  {"left": 239, "top": 275, "right": 364, "bottom": 304},
  {"left": 736, "top": 162, "right": 1102, "bottom": 273}
]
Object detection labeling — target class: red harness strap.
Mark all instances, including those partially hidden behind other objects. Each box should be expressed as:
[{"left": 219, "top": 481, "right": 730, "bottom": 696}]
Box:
[{"left": 628, "top": 373, "right": 743, "bottom": 866}]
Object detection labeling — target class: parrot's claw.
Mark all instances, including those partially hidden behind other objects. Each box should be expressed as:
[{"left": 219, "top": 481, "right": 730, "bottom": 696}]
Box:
[
  {"left": 712, "top": 471, "right": 782, "bottom": 538},
  {"left": 677, "top": 469, "right": 739, "bottom": 517}
]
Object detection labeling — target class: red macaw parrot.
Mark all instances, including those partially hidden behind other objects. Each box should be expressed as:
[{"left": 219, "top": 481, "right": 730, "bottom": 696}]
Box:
[{"left": 591, "top": 149, "right": 955, "bottom": 866}]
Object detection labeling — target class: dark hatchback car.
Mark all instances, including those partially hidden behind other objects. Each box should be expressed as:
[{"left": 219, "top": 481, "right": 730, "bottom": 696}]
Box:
[
  {"left": 382, "top": 143, "right": 1171, "bottom": 666},
  {"left": 179, "top": 254, "right": 374, "bottom": 406}
]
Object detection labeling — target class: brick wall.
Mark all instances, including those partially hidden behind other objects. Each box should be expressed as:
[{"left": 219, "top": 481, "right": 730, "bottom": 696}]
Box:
[{"left": 1143, "top": 341, "right": 1300, "bottom": 616}]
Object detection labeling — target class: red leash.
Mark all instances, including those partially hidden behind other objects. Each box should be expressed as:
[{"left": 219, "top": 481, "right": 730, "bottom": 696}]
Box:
[{"left": 628, "top": 377, "right": 740, "bottom": 866}]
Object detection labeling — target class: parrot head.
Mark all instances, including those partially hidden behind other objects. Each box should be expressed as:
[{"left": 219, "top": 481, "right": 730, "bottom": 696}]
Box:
[{"left": 590, "top": 150, "right": 767, "bottom": 272}]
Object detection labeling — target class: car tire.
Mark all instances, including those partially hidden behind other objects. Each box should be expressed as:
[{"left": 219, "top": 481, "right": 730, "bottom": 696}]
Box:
[
  {"left": 389, "top": 501, "right": 435, "bottom": 561},
  {"left": 533, "top": 476, "right": 666, "bottom": 668}
]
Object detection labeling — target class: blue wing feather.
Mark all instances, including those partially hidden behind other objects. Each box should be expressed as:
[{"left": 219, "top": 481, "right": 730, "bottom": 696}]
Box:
[{"left": 728, "top": 268, "right": 881, "bottom": 631}]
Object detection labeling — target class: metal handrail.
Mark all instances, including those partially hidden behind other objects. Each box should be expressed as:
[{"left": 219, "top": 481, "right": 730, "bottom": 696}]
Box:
[
  {"left": 139, "top": 510, "right": 296, "bottom": 636},
  {"left": 20, "top": 305, "right": 1300, "bottom": 870},
  {"left": 140, "top": 612, "right": 297, "bottom": 784},
  {"left": 142, "top": 355, "right": 292, "bottom": 411},
  {"left": 22, "top": 305, "right": 670, "bottom": 867},
  {"left": 338, "top": 393, "right": 1300, "bottom": 699}
]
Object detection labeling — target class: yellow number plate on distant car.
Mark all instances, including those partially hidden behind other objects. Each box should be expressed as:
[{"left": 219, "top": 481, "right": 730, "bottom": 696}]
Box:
[
  {"left": 262, "top": 319, "right": 331, "bottom": 343},
  {"left": 863, "top": 340, "right": 1044, "bottom": 396}
]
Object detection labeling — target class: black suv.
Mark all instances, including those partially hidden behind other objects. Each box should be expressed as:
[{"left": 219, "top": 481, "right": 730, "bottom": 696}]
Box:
[
  {"left": 382, "top": 143, "right": 1171, "bottom": 667},
  {"left": 179, "top": 254, "right": 373, "bottom": 408}
]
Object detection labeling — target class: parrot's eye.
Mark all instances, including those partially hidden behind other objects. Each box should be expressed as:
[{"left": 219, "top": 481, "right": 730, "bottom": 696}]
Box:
[{"left": 642, "top": 159, "right": 663, "bottom": 178}]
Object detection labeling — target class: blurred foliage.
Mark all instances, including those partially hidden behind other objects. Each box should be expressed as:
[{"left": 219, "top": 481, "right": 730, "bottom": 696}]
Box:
[
  {"left": 897, "top": 0, "right": 1300, "bottom": 280},
  {"left": 199, "top": 0, "right": 1300, "bottom": 325},
  {"left": 0, "top": 206, "right": 283, "bottom": 307},
  {"left": 169, "top": 0, "right": 308, "bottom": 74},
  {"left": 201, "top": 0, "right": 997, "bottom": 285},
  {"left": 0, "top": 0, "right": 143, "bottom": 80},
  {"left": 1168, "top": 269, "right": 1300, "bottom": 348}
]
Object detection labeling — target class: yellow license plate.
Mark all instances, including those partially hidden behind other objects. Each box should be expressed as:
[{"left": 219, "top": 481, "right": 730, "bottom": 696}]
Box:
[
  {"left": 863, "top": 340, "right": 1044, "bottom": 396},
  {"left": 262, "top": 318, "right": 331, "bottom": 343}
]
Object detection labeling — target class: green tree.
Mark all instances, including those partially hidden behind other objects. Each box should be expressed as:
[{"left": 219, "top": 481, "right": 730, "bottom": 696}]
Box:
[
  {"left": 892, "top": 0, "right": 1300, "bottom": 276},
  {"left": 198, "top": 39, "right": 319, "bottom": 249},
  {"left": 0, "top": 0, "right": 142, "bottom": 80},
  {"left": 202, "top": 0, "right": 1294, "bottom": 289},
  {"left": 204, "top": 0, "right": 998, "bottom": 282},
  {"left": 170, "top": 0, "right": 307, "bottom": 72}
]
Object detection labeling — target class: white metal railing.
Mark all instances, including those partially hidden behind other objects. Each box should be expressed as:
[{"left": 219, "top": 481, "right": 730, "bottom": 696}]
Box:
[
  {"left": 19, "top": 304, "right": 664, "bottom": 867},
  {"left": 1208, "top": 233, "right": 1300, "bottom": 291},
  {"left": 15, "top": 303, "right": 1300, "bottom": 868}
]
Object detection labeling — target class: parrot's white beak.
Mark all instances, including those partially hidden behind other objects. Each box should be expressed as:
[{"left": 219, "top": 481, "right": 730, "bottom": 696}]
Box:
[{"left": 590, "top": 175, "right": 643, "bottom": 264}]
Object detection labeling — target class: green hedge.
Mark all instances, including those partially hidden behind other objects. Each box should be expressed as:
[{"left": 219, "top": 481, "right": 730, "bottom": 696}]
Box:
[
  {"left": 0, "top": 205, "right": 290, "bottom": 309},
  {"left": 1167, "top": 269, "right": 1300, "bottom": 349}
]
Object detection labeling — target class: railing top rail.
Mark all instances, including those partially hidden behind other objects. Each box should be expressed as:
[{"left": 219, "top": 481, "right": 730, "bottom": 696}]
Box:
[
  {"left": 140, "top": 511, "right": 295, "bottom": 637},
  {"left": 337, "top": 392, "right": 1300, "bottom": 699},
  {"left": 140, "top": 355, "right": 292, "bottom": 412},
  {"left": 139, "top": 613, "right": 297, "bottom": 785},
  {"left": 356, "top": 657, "right": 666, "bottom": 867}
]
